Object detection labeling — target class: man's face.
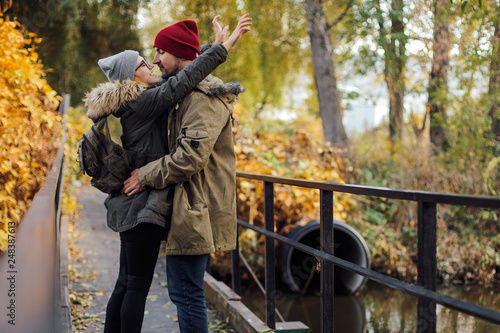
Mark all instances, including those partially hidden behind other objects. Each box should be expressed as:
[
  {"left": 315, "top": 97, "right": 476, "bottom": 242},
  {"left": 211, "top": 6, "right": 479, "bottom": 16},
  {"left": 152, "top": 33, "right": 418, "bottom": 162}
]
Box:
[{"left": 153, "top": 47, "right": 181, "bottom": 80}]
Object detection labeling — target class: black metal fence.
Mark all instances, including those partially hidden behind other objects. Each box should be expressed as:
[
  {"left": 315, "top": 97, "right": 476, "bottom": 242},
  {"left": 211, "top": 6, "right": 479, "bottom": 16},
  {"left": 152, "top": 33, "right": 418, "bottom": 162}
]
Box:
[{"left": 231, "top": 171, "right": 500, "bottom": 333}]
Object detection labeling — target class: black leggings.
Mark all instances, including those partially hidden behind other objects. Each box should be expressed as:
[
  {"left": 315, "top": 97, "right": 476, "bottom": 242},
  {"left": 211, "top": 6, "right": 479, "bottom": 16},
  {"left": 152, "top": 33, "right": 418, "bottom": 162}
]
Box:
[{"left": 104, "top": 223, "right": 166, "bottom": 333}]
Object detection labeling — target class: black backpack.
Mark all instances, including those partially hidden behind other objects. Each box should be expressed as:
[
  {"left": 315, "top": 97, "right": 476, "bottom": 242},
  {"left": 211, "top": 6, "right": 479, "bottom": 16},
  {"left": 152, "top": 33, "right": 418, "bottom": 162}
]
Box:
[{"left": 77, "top": 118, "right": 135, "bottom": 194}]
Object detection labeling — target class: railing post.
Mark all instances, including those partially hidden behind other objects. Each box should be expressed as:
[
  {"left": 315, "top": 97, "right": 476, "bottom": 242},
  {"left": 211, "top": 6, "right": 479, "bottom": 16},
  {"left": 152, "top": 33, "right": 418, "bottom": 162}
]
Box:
[
  {"left": 417, "top": 201, "right": 437, "bottom": 333},
  {"left": 320, "top": 189, "right": 334, "bottom": 333},
  {"left": 232, "top": 190, "right": 242, "bottom": 295},
  {"left": 231, "top": 227, "right": 241, "bottom": 296},
  {"left": 264, "top": 181, "right": 276, "bottom": 329}
]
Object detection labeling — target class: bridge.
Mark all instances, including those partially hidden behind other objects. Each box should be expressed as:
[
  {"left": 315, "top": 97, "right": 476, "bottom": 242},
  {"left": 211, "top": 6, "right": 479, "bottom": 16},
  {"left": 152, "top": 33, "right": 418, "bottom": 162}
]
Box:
[{"left": 1, "top": 96, "right": 500, "bottom": 332}]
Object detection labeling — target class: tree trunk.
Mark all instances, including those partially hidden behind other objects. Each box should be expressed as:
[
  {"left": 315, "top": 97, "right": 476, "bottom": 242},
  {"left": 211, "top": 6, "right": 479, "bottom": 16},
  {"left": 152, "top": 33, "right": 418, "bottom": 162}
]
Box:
[
  {"left": 489, "top": 18, "right": 500, "bottom": 141},
  {"left": 386, "top": 67, "right": 405, "bottom": 144},
  {"left": 304, "top": 0, "right": 347, "bottom": 145},
  {"left": 429, "top": 0, "right": 451, "bottom": 152},
  {"left": 389, "top": 0, "right": 405, "bottom": 144},
  {"left": 375, "top": 0, "right": 406, "bottom": 144}
]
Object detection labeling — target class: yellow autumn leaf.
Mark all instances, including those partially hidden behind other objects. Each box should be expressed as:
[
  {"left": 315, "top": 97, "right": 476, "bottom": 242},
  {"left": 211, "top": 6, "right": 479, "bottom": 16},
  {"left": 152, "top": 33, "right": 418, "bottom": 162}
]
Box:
[{"left": 0, "top": 14, "right": 62, "bottom": 251}]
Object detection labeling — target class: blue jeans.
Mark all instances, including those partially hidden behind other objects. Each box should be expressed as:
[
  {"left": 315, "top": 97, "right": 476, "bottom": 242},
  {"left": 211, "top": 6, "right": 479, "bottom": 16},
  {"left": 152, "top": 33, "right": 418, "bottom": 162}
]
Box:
[{"left": 166, "top": 254, "right": 209, "bottom": 333}]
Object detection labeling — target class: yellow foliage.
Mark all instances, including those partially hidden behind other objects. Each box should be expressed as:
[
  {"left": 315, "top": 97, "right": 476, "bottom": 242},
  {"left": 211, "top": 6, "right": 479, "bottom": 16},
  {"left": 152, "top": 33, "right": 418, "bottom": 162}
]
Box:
[
  {"left": 62, "top": 106, "right": 92, "bottom": 217},
  {"left": 233, "top": 110, "right": 353, "bottom": 233},
  {"left": 0, "top": 14, "right": 61, "bottom": 251}
]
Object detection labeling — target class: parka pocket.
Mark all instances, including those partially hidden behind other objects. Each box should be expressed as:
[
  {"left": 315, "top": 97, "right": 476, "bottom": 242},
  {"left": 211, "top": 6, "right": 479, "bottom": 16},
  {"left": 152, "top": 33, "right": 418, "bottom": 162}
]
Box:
[
  {"left": 170, "top": 183, "right": 212, "bottom": 251},
  {"left": 141, "top": 187, "right": 174, "bottom": 231},
  {"left": 178, "top": 128, "right": 209, "bottom": 150},
  {"left": 184, "top": 128, "right": 209, "bottom": 140},
  {"left": 146, "top": 187, "right": 174, "bottom": 216}
]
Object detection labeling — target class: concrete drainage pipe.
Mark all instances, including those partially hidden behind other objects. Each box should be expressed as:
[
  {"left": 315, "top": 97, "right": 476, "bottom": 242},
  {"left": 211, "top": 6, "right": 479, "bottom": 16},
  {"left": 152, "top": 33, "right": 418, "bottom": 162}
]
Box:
[{"left": 278, "top": 220, "right": 370, "bottom": 295}]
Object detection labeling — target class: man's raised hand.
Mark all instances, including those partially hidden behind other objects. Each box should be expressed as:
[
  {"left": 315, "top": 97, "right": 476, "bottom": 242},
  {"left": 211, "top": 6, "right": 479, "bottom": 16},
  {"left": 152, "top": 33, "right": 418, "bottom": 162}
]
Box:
[{"left": 219, "top": 14, "right": 252, "bottom": 51}]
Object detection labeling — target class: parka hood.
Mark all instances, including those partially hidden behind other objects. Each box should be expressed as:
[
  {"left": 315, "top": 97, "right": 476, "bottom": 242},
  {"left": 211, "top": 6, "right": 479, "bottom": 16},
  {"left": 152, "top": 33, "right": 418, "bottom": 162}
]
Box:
[
  {"left": 196, "top": 75, "right": 244, "bottom": 104},
  {"left": 83, "top": 80, "right": 145, "bottom": 122}
]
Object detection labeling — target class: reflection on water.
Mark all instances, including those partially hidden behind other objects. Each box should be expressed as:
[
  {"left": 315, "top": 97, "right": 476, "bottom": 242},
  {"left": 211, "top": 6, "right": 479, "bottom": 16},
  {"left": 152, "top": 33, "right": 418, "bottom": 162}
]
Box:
[{"left": 240, "top": 281, "right": 500, "bottom": 333}]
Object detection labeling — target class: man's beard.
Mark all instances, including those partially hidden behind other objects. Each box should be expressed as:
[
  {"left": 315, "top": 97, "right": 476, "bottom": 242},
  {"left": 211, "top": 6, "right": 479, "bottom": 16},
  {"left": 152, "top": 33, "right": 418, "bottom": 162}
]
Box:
[{"left": 161, "top": 57, "right": 181, "bottom": 80}]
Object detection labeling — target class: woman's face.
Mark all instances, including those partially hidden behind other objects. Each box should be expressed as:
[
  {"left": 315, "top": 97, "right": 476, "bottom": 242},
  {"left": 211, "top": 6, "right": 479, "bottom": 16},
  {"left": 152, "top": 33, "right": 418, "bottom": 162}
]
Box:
[{"left": 134, "top": 56, "right": 159, "bottom": 85}]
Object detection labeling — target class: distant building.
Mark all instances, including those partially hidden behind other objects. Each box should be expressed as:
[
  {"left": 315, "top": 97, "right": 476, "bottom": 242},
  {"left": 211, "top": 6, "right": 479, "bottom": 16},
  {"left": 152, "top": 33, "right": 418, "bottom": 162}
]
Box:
[
  {"left": 340, "top": 84, "right": 386, "bottom": 135},
  {"left": 343, "top": 103, "right": 376, "bottom": 134}
]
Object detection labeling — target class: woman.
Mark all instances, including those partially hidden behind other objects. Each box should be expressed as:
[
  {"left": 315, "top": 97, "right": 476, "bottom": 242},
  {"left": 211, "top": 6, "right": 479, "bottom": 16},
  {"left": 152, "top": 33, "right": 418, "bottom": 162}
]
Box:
[{"left": 83, "top": 15, "right": 252, "bottom": 333}]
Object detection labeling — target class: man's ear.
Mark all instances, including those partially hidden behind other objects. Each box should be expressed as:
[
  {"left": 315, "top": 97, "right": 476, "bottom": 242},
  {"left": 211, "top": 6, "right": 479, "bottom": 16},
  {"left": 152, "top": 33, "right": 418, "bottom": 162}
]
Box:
[{"left": 179, "top": 58, "right": 192, "bottom": 69}]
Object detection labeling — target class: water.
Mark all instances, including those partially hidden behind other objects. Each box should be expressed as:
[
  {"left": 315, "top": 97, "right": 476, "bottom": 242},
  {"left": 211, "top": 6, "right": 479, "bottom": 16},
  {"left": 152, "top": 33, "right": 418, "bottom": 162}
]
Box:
[{"left": 240, "top": 281, "right": 500, "bottom": 333}]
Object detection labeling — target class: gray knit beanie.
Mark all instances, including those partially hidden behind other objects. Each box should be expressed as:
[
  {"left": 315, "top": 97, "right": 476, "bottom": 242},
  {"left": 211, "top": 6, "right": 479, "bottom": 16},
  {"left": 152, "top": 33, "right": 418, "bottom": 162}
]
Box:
[{"left": 98, "top": 50, "right": 139, "bottom": 83}]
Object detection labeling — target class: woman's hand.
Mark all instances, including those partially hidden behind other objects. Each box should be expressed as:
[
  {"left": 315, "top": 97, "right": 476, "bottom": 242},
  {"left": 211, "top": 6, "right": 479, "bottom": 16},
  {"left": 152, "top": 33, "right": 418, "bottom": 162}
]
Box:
[
  {"left": 215, "top": 14, "right": 252, "bottom": 51},
  {"left": 213, "top": 15, "right": 229, "bottom": 44}
]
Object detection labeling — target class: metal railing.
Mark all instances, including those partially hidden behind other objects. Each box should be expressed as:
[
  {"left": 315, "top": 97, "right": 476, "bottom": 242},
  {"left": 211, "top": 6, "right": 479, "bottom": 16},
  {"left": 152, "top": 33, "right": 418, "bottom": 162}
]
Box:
[
  {"left": 0, "top": 94, "right": 70, "bottom": 332},
  {"left": 231, "top": 171, "right": 500, "bottom": 333}
]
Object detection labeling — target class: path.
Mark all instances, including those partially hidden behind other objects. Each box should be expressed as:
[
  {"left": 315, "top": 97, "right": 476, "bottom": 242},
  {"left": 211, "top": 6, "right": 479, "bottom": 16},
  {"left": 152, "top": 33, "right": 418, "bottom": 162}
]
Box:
[{"left": 68, "top": 185, "right": 224, "bottom": 333}]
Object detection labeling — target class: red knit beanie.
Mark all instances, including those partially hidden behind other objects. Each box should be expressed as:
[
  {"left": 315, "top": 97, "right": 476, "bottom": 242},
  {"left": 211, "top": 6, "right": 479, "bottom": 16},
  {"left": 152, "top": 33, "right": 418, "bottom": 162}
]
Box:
[{"left": 154, "top": 20, "right": 200, "bottom": 60}]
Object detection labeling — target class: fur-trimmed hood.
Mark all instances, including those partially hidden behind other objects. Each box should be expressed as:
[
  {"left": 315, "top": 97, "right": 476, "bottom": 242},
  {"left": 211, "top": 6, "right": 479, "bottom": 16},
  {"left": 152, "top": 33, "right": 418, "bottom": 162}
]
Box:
[
  {"left": 195, "top": 75, "right": 244, "bottom": 104},
  {"left": 84, "top": 80, "right": 145, "bottom": 122}
]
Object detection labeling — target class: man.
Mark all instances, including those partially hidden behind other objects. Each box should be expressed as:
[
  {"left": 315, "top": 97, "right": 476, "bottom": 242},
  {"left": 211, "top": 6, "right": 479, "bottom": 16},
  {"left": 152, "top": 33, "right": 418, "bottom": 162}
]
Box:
[{"left": 122, "top": 15, "right": 251, "bottom": 333}]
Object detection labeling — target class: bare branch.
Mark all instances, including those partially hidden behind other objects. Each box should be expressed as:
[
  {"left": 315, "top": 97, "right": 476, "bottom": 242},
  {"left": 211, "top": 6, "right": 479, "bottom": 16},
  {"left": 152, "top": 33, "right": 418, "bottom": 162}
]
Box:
[{"left": 328, "top": 0, "right": 355, "bottom": 29}]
